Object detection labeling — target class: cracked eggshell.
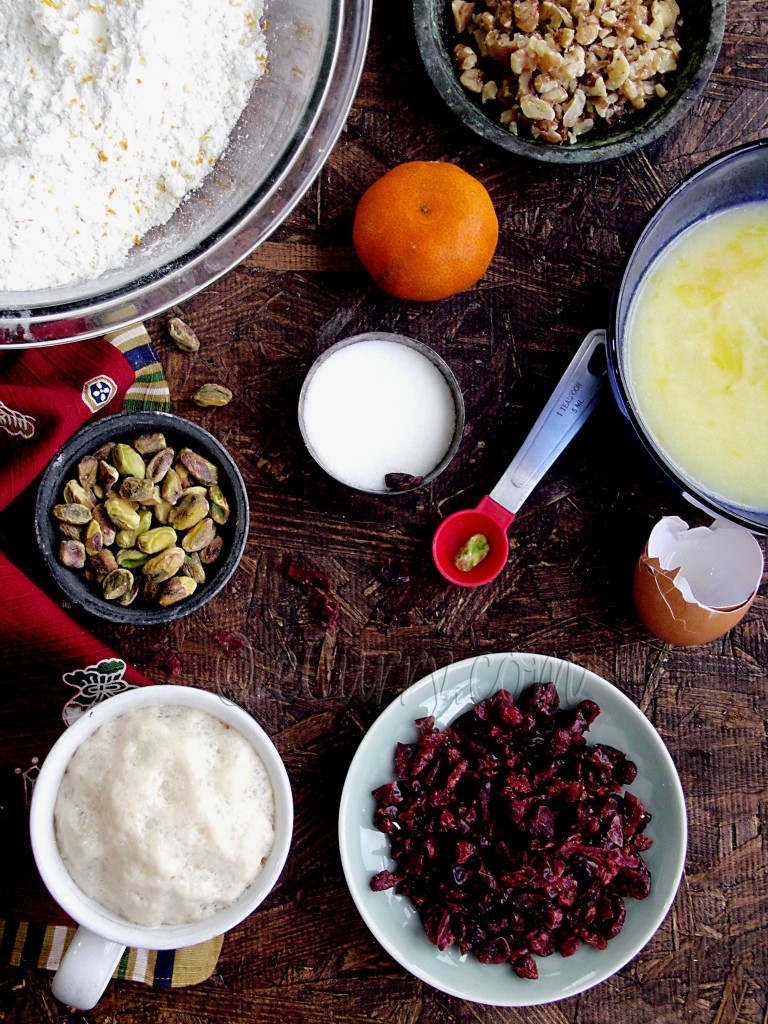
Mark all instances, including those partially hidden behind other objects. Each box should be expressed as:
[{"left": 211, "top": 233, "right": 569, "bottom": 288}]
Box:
[{"left": 633, "top": 516, "right": 764, "bottom": 646}]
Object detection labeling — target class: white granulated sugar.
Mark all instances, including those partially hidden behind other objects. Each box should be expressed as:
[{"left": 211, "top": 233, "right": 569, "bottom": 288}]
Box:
[
  {"left": 0, "top": 0, "right": 267, "bottom": 291},
  {"left": 302, "top": 338, "right": 458, "bottom": 492}
]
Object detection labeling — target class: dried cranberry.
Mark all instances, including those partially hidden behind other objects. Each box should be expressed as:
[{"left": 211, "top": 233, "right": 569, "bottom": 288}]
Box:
[
  {"left": 372, "top": 781, "right": 403, "bottom": 805},
  {"left": 287, "top": 564, "right": 332, "bottom": 591},
  {"left": 308, "top": 592, "right": 339, "bottom": 629},
  {"left": 613, "top": 757, "right": 638, "bottom": 785},
  {"left": 613, "top": 865, "right": 652, "bottom": 900},
  {"left": 529, "top": 804, "right": 555, "bottom": 841},
  {"left": 512, "top": 955, "right": 539, "bottom": 980},
  {"left": 373, "top": 806, "right": 401, "bottom": 833},
  {"left": 212, "top": 631, "right": 246, "bottom": 654},
  {"left": 558, "top": 934, "right": 582, "bottom": 957},
  {"left": 370, "top": 870, "right": 401, "bottom": 891},
  {"left": 384, "top": 473, "right": 424, "bottom": 491},
  {"left": 605, "top": 813, "right": 625, "bottom": 846},
  {"left": 578, "top": 699, "right": 601, "bottom": 726},
  {"left": 477, "top": 936, "right": 510, "bottom": 964},
  {"left": 146, "top": 650, "right": 182, "bottom": 676},
  {"left": 456, "top": 841, "right": 475, "bottom": 863},
  {"left": 527, "top": 930, "right": 555, "bottom": 957}
]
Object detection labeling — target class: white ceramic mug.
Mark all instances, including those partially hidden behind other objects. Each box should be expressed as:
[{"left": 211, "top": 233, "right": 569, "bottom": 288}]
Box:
[{"left": 30, "top": 684, "right": 293, "bottom": 1010}]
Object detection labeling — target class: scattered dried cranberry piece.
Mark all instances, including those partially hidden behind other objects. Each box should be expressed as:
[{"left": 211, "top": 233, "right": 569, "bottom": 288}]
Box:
[
  {"left": 308, "top": 592, "right": 339, "bottom": 629},
  {"left": 146, "top": 650, "right": 182, "bottom": 676},
  {"left": 384, "top": 473, "right": 424, "bottom": 491},
  {"left": 371, "top": 870, "right": 401, "bottom": 891},
  {"left": 377, "top": 557, "right": 412, "bottom": 586},
  {"left": 287, "top": 562, "right": 340, "bottom": 628},
  {"left": 370, "top": 684, "right": 653, "bottom": 979},
  {"left": 287, "top": 564, "right": 332, "bottom": 591},
  {"left": 213, "top": 631, "right": 246, "bottom": 655}
]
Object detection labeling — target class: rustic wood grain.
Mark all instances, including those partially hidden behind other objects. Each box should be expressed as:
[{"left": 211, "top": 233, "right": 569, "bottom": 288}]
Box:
[{"left": 2, "top": 1, "right": 768, "bottom": 1022}]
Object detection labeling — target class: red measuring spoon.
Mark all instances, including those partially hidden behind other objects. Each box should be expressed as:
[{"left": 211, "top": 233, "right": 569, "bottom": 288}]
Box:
[{"left": 433, "top": 329, "right": 607, "bottom": 587}]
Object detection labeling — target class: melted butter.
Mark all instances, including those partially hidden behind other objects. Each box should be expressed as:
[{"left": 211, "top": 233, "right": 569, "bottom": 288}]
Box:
[{"left": 626, "top": 202, "right": 768, "bottom": 511}]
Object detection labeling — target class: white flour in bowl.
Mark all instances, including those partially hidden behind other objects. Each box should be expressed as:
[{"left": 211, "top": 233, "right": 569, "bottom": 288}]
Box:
[{"left": 0, "top": 0, "right": 267, "bottom": 291}]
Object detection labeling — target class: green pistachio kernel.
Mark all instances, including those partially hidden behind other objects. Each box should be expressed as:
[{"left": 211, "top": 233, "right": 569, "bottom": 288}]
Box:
[{"left": 454, "top": 534, "right": 490, "bottom": 573}]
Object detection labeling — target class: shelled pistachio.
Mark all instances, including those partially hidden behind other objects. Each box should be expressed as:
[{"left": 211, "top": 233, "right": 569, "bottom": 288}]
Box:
[
  {"left": 113, "top": 444, "right": 145, "bottom": 479},
  {"left": 84, "top": 519, "right": 103, "bottom": 556},
  {"left": 167, "top": 317, "right": 200, "bottom": 353},
  {"left": 59, "top": 539, "right": 86, "bottom": 568},
  {"left": 181, "top": 551, "right": 206, "bottom": 585},
  {"left": 134, "top": 432, "right": 167, "bottom": 455},
  {"left": 53, "top": 503, "right": 91, "bottom": 525},
  {"left": 103, "top": 568, "right": 134, "bottom": 601},
  {"left": 159, "top": 576, "right": 197, "bottom": 606},
  {"left": 51, "top": 431, "right": 232, "bottom": 610},
  {"left": 192, "top": 383, "right": 232, "bottom": 408}
]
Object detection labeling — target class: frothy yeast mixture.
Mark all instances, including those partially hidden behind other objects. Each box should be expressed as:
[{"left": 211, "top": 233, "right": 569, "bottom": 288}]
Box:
[
  {"left": 54, "top": 705, "right": 275, "bottom": 928},
  {"left": 0, "top": 0, "right": 267, "bottom": 291}
]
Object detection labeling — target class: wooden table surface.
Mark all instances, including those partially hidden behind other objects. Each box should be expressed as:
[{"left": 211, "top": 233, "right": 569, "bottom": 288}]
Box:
[{"left": 2, "top": 1, "right": 768, "bottom": 1021}]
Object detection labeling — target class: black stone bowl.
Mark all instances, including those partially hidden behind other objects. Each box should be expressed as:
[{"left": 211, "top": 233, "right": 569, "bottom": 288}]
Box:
[
  {"left": 414, "top": 0, "right": 726, "bottom": 164},
  {"left": 35, "top": 411, "right": 249, "bottom": 625}
]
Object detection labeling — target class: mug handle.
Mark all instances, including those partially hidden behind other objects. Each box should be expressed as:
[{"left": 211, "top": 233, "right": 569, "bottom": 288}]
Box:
[{"left": 51, "top": 927, "right": 125, "bottom": 1009}]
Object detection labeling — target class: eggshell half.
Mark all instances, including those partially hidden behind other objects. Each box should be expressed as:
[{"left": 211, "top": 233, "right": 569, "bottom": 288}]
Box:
[{"left": 633, "top": 516, "right": 764, "bottom": 646}]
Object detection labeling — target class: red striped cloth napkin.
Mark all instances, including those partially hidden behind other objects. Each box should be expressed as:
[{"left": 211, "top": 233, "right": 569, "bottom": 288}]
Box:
[{"left": 0, "top": 327, "right": 223, "bottom": 987}]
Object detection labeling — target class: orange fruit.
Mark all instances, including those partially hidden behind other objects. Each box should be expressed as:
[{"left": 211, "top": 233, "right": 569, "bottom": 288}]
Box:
[{"left": 352, "top": 161, "right": 499, "bottom": 301}]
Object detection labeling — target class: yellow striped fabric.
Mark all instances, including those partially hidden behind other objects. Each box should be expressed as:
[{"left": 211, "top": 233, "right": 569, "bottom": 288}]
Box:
[
  {"left": 0, "top": 919, "right": 223, "bottom": 987},
  {"left": 105, "top": 323, "right": 171, "bottom": 413}
]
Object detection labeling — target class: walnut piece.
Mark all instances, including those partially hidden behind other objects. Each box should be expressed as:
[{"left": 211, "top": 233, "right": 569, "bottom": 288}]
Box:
[{"left": 450, "top": 0, "right": 682, "bottom": 145}]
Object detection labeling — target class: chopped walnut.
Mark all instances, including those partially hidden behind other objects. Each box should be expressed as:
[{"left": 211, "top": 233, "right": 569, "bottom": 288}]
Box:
[
  {"left": 454, "top": 43, "right": 479, "bottom": 69},
  {"left": 452, "top": 0, "right": 476, "bottom": 33},
  {"left": 521, "top": 93, "right": 557, "bottom": 118},
  {"left": 482, "top": 79, "right": 500, "bottom": 102},
  {"left": 460, "top": 67, "right": 486, "bottom": 91},
  {"left": 562, "top": 87, "right": 586, "bottom": 125},
  {"left": 514, "top": 0, "right": 540, "bottom": 32},
  {"left": 450, "top": 0, "right": 682, "bottom": 145},
  {"left": 606, "top": 49, "right": 631, "bottom": 88}
]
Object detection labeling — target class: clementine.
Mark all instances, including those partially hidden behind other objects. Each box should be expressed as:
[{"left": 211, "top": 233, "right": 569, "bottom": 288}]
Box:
[{"left": 352, "top": 161, "right": 499, "bottom": 301}]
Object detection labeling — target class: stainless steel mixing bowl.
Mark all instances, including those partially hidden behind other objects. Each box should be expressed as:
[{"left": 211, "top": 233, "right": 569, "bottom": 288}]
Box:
[{"left": 0, "top": 0, "right": 371, "bottom": 348}]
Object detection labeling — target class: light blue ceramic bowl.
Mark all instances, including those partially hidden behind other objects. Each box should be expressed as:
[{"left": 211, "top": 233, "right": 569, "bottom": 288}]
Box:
[{"left": 339, "top": 652, "right": 686, "bottom": 1006}]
